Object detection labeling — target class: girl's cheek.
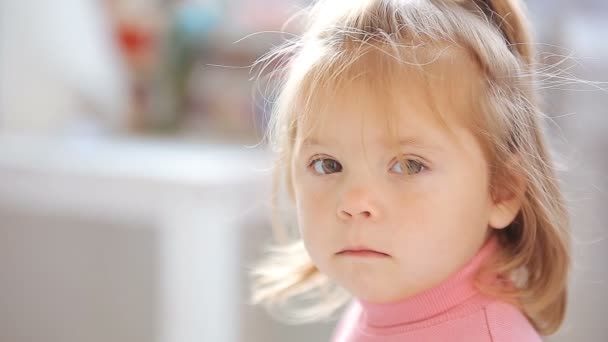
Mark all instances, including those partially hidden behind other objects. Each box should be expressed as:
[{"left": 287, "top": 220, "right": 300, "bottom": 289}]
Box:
[
  {"left": 303, "top": 175, "right": 337, "bottom": 193},
  {"left": 307, "top": 187, "right": 332, "bottom": 208}
]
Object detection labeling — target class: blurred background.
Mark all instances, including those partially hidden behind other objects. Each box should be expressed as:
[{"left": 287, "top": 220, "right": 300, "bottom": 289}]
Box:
[{"left": 0, "top": 0, "right": 606, "bottom": 341}]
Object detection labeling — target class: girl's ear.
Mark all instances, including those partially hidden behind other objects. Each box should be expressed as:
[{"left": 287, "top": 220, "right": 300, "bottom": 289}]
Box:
[{"left": 488, "top": 155, "right": 526, "bottom": 229}]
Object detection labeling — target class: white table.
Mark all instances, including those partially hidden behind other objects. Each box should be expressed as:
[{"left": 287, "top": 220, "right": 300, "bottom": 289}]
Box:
[{"left": 0, "top": 134, "right": 272, "bottom": 342}]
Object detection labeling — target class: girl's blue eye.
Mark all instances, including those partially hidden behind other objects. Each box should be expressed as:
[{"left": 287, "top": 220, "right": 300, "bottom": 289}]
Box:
[
  {"left": 310, "top": 158, "right": 342, "bottom": 175},
  {"left": 391, "top": 158, "right": 425, "bottom": 175}
]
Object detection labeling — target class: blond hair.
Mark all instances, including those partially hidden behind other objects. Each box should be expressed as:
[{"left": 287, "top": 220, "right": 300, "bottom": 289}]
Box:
[{"left": 250, "top": 0, "right": 570, "bottom": 335}]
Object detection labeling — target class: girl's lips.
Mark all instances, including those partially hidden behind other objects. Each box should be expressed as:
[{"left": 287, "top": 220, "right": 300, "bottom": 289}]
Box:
[{"left": 337, "top": 249, "right": 390, "bottom": 257}]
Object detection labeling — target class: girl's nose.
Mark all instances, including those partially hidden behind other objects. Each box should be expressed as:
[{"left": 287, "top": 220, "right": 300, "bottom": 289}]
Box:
[{"left": 337, "top": 187, "right": 381, "bottom": 221}]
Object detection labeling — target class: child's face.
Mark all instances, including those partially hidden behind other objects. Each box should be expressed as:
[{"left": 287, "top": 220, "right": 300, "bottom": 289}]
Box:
[{"left": 290, "top": 83, "right": 506, "bottom": 303}]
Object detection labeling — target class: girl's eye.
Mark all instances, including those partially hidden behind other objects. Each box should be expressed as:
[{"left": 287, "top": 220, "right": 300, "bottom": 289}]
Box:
[
  {"left": 310, "top": 158, "right": 342, "bottom": 175},
  {"left": 390, "top": 158, "right": 425, "bottom": 175}
]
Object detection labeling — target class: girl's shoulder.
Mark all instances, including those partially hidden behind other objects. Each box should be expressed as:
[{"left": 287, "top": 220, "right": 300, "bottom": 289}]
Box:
[{"left": 483, "top": 301, "right": 542, "bottom": 342}]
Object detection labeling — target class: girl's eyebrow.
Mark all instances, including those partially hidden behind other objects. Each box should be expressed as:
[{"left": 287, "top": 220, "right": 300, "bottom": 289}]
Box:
[
  {"left": 393, "top": 137, "right": 442, "bottom": 150},
  {"left": 300, "top": 137, "right": 326, "bottom": 148},
  {"left": 300, "top": 136, "right": 443, "bottom": 151}
]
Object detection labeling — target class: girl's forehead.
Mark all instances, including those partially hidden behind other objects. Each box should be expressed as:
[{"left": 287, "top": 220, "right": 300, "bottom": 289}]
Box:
[
  {"left": 295, "top": 67, "right": 476, "bottom": 145},
  {"left": 292, "top": 44, "right": 483, "bottom": 139},
  {"left": 308, "top": 81, "right": 428, "bottom": 131},
  {"left": 286, "top": 44, "right": 490, "bottom": 162}
]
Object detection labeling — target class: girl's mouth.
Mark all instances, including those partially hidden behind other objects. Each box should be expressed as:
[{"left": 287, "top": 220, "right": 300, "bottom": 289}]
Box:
[{"left": 337, "top": 247, "right": 390, "bottom": 257}]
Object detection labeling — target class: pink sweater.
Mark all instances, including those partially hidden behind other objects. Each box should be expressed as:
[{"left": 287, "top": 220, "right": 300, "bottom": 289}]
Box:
[{"left": 331, "top": 236, "right": 541, "bottom": 342}]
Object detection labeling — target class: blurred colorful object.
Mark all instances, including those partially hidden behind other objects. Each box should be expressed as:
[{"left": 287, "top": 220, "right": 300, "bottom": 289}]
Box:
[{"left": 118, "top": 22, "right": 155, "bottom": 61}]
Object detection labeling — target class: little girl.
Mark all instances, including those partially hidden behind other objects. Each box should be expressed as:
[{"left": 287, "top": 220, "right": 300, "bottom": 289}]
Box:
[{"left": 251, "top": 0, "right": 570, "bottom": 341}]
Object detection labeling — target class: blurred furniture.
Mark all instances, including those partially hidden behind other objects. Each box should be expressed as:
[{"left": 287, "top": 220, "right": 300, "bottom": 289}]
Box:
[{"left": 0, "top": 135, "right": 271, "bottom": 342}]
